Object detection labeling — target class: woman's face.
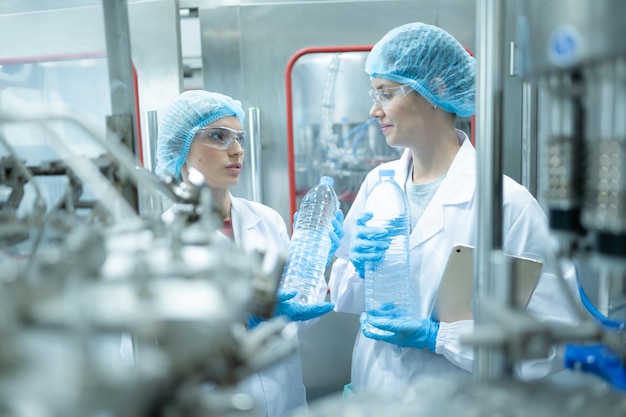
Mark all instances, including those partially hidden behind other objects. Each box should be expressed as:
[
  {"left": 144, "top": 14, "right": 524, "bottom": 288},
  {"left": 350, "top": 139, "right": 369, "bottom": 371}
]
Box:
[
  {"left": 182, "top": 115, "right": 245, "bottom": 191},
  {"left": 368, "top": 78, "right": 434, "bottom": 149}
]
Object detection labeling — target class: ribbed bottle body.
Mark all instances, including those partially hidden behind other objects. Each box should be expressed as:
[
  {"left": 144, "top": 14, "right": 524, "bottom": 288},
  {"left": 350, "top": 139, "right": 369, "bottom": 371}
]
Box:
[
  {"left": 363, "top": 170, "right": 413, "bottom": 336},
  {"left": 281, "top": 176, "right": 338, "bottom": 304}
]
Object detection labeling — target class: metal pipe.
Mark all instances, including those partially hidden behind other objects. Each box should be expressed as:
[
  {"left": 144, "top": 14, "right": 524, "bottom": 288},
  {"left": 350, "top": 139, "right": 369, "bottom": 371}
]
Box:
[
  {"left": 138, "top": 110, "right": 162, "bottom": 215},
  {"left": 475, "top": 0, "right": 506, "bottom": 379},
  {"left": 102, "top": 0, "right": 140, "bottom": 212},
  {"left": 145, "top": 110, "right": 159, "bottom": 174},
  {"left": 248, "top": 107, "right": 263, "bottom": 203},
  {"left": 102, "top": 0, "right": 137, "bottom": 129},
  {"left": 521, "top": 82, "right": 538, "bottom": 195}
]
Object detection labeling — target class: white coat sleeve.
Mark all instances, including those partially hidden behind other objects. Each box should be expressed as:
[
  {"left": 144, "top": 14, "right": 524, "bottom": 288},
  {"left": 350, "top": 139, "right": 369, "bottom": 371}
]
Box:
[
  {"left": 436, "top": 194, "right": 584, "bottom": 377},
  {"left": 436, "top": 320, "right": 475, "bottom": 372},
  {"left": 502, "top": 194, "right": 582, "bottom": 379}
]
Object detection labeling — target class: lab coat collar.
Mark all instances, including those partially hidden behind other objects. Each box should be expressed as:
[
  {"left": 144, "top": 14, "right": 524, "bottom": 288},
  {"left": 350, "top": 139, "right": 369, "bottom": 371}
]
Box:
[
  {"left": 406, "top": 130, "right": 476, "bottom": 247},
  {"left": 229, "top": 195, "right": 262, "bottom": 245}
]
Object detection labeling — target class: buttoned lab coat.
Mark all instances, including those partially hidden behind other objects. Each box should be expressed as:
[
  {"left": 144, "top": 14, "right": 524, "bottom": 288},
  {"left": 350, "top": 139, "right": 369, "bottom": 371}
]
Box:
[
  {"left": 328, "top": 130, "right": 581, "bottom": 396},
  {"left": 227, "top": 196, "right": 327, "bottom": 417}
]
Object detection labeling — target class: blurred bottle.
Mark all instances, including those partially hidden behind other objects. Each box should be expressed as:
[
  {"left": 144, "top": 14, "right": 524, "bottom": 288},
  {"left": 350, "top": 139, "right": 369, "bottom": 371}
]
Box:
[
  {"left": 280, "top": 176, "right": 339, "bottom": 304},
  {"left": 364, "top": 169, "right": 413, "bottom": 336}
]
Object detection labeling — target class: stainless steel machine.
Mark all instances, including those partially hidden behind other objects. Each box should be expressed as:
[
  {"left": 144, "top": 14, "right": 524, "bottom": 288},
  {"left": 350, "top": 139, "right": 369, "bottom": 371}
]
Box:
[{"left": 0, "top": 2, "right": 297, "bottom": 416}]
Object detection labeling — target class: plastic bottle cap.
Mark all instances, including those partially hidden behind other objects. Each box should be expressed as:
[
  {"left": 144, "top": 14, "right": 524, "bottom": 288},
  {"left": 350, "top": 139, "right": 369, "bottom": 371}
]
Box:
[
  {"left": 379, "top": 169, "right": 395, "bottom": 177},
  {"left": 319, "top": 176, "right": 334, "bottom": 187}
]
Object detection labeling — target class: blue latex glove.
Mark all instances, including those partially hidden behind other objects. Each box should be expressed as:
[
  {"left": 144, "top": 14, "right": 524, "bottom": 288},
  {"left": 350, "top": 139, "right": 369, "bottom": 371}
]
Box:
[
  {"left": 328, "top": 209, "right": 344, "bottom": 265},
  {"left": 349, "top": 212, "right": 390, "bottom": 278},
  {"left": 247, "top": 314, "right": 264, "bottom": 329},
  {"left": 293, "top": 210, "right": 345, "bottom": 266},
  {"left": 359, "top": 312, "right": 440, "bottom": 352},
  {"left": 248, "top": 289, "right": 334, "bottom": 327},
  {"left": 274, "top": 289, "right": 334, "bottom": 322}
]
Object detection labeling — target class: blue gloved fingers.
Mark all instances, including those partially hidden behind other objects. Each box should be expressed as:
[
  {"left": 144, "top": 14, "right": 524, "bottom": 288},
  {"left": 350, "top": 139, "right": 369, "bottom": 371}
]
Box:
[
  {"left": 359, "top": 312, "right": 368, "bottom": 326},
  {"left": 327, "top": 210, "right": 345, "bottom": 266},
  {"left": 365, "top": 315, "right": 402, "bottom": 332},
  {"left": 354, "top": 225, "right": 388, "bottom": 240},
  {"left": 351, "top": 236, "right": 390, "bottom": 252},
  {"left": 349, "top": 212, "right": 391, "bottom": 278},
  {"left": 361, "top": 325, "right": 391, "bottom": 343},
  {"left": 334, "top": 209, "right": 345, "bottom": 232},
  {"left": 292, "top": 211, "right": 299, "bottom": 230},
  {"left": 349, "top": 250, "right": 385, "bottom": 278},
  {"left": 367, "top": 304, "right": 410, "bottom": 319},
  {"left": 330, "top": 210, "right": 345, "bottom": 245},
  {"left": 356, "top": 212, "right": 374, "bottom": 227},
  {"left": 349, "top": 236, "right": 389, "bottom": 278},
  {"left": 247, "top": 314, "right": 264, "bottom": 329},
  {"left": 276, "top": 300, "right": 335, "bottom": 321},
  {"left": 359, "top": 313, "right": 396, "bottom": 343},
  {"left": 360, "top": 315, "right": 440, "bottom": 352},
  {"left": 290, "top": 302, "right": 335, "bottom": 321},
  {"left": 276, "top": 289, "right": 297, "bottom": 303}
]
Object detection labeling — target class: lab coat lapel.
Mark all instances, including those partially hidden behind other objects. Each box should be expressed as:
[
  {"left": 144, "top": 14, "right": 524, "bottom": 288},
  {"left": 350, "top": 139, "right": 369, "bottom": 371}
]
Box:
[
  {"left": 409, "top": 138, "right": 476, "bottom": 249},
  {"left": 230, "top": 196, "right": 263, "bottom": 251}
]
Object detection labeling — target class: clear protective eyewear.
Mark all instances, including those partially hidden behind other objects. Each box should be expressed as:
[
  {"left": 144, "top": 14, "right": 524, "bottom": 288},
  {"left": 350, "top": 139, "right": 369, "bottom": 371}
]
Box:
[
  {"left": 368, "top": 84, "right": 412, "bottom": 107},
  {"left": 195, "top": 126, "right": 245, "bottom": 150}
]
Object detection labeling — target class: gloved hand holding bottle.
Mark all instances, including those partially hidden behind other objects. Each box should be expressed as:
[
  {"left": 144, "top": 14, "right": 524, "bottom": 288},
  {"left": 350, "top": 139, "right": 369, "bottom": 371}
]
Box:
[
  {"left": 349, "top": 212, "right": 391, "bottom": 278},
  {"left": 328, "top": 209, "right": 345, "bottom": 265},
  {"left": 275, "top": 289, "right": 334, "bottom": 321},
  {"left": 359, "top": 312, "right": 439, "bottom": 352},
  {"left": 249, "top": 289, "right": 335, "bottom": 327},
  {"left": 293, "top": 209, "right": 344, "bottom": 266}
]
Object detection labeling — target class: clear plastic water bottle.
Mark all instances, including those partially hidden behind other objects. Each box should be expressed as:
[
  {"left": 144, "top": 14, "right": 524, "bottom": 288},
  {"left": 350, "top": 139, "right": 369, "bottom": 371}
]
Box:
[
  {"left": 363, "top": 169, "right": 413, "bottom": 336},
  {"left": 280, "top": 176, "right": 339, "bottom": 304}
]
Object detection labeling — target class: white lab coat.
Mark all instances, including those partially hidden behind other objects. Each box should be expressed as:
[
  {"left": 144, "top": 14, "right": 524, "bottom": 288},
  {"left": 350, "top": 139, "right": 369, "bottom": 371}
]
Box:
[
  {"left": 229, "top": 196, "right": 326, "bottom": 417},
  {"left": 329, "top": 130, "right": 581, "bottom": 396}
]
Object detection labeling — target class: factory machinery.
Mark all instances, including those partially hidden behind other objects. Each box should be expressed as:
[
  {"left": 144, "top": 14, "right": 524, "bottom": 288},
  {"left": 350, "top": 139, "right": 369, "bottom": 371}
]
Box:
[
  {"left": 0, "top": 0, "right": 625, "bottom": 416},
  {"left": 0, "top": 99, "right": 299, "bottom": 417},
  {"left": 0, "top": 1, "right": 298, "bottom": 416}
]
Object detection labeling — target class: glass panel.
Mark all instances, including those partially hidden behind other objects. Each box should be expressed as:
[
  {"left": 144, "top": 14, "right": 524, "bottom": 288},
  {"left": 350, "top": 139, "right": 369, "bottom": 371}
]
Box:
[
  {"left": 290, "top": 51, "right": 472, "bottom": 214},
  {"left": 291, "top": 51, "right": 403, "bottom": 214},
  {"left": 0, "top": 57, "right": 111, "bottom": 224}
]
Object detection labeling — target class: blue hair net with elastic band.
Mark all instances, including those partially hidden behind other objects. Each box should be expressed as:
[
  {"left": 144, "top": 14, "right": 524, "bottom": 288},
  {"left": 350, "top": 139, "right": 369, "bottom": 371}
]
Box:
[
  {"left": 155, "top": 90, "right": 245, "bottom": 180},
  {"left": 365, "top": 22, "right": 476, "bottom": 117}
]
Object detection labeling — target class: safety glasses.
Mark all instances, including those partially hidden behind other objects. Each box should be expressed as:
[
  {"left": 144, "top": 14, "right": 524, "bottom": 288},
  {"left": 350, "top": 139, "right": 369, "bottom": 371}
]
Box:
[
  {"left": 195, "top": 126, "right": 245, "bottom": 150},
  {"left": 368, "top": 85, "right": 412, "bottom": 107}
]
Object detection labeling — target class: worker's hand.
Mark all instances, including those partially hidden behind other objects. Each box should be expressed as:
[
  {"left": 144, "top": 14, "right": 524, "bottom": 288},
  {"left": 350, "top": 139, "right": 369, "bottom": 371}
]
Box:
[
  {"left": 349, "top": 212, "right": 390, "bottom": 278},
  {"left": 327, "top": 209, "right": 345, "bottom": 266},
  {"left": 293, "top": 209, "right": 344, "bottom": 267},
  {"left": 359, "top": 312, "right": 439, "bottom": 352},
  {"left": 247, "top": 314, "right": 264, "bottom": 329},
  {"left": 274, "top": 289, "right": 334, "bottom": 322}
]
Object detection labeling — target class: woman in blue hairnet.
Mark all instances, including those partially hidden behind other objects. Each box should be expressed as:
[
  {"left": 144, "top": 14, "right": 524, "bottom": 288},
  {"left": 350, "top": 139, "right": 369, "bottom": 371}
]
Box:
[
  {"left": 329, "top": 22, "right": 582, "bottom": 397},
  {"left": 155, "top": 90, "right": 341, "bottom": 417}
]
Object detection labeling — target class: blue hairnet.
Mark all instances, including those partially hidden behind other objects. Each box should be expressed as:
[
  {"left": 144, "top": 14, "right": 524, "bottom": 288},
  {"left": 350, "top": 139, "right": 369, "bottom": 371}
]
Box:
[
  {"left": 155, "top": 90, "right": 245, "bottom": 180},
  {"left": 365, "top": 22, "right": 475, "bottom": 117}
]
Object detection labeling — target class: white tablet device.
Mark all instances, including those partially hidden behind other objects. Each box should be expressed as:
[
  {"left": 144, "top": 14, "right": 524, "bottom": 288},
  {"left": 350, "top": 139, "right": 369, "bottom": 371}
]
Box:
[{"left": 434, "top": 244, "right": 543, "bottom": 322}]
